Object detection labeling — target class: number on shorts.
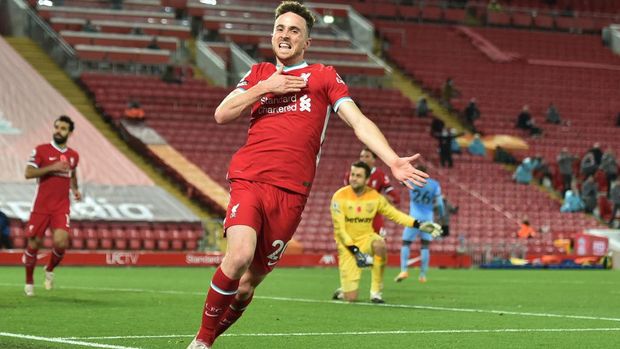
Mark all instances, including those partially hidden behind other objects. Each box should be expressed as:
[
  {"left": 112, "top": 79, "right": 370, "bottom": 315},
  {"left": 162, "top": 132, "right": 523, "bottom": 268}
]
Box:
[{"left": 266, "top": 240, "right": 289, "bottom": 266}]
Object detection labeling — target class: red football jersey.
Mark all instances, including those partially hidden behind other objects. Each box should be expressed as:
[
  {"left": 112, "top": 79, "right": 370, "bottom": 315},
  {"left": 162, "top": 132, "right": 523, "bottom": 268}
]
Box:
[
  {"left": 229, "top": 61, "right": 351, "bottom": 196},
  {"left": 27, "top": 142, "right": 79, "bottom": 214}
]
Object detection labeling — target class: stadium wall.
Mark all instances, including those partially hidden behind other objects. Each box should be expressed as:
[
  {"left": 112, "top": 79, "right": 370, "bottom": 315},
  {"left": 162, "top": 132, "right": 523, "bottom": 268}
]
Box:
[{"left": 0, "top": 250, "right": 472, "bottom": 268}]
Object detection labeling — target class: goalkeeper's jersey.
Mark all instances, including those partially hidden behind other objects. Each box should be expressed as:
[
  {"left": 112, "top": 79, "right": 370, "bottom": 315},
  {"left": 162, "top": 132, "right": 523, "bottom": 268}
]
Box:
[{"left": 330, "top": 186, "right": 414, "bottom": 246}]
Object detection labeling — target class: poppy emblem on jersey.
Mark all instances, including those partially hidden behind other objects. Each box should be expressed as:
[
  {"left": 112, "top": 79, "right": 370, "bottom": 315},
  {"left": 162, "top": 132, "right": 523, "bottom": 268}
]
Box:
[
  {"left": 356, "top": 206, "right": 361, "bottom": 213},
  {"left": 230, "top": 203, "right": 240, "bottom": 218},
  {"left": 299, "top": 95, "right": 311, "bottom": 112}
]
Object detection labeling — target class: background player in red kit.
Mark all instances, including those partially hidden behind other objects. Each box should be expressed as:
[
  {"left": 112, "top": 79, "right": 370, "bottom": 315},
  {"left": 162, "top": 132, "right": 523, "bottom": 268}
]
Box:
[
  {"left": 23, "top": 115, "right": 80, "bottom": 296},
  {"left": 188, "top": 2, "right": 428, "bottom": 348},
  {"left": 344, "top": 147, "right": 400, "bottom": 236}
]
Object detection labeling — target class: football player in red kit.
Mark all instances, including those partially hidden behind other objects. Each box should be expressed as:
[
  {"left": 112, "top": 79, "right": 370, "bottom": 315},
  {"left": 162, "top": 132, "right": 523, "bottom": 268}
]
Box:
[
  {"left": 23, "top": 115, "right": 80, "bottom": 296},
  {"left": 344, "top": 147, "right": 400, "bottom": 235},
  {"left": 187, "top": 2, "right": 428, "bottom": 348}
]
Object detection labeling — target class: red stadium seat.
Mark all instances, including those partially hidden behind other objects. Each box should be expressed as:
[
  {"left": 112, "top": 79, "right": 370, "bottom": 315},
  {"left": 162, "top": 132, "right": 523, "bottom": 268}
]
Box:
[
  {"left": 70, "top": 228, "right": 85, "bottom": 249},
  {"left": 112, "top": 228, "right": 128, "bottom": 250}
]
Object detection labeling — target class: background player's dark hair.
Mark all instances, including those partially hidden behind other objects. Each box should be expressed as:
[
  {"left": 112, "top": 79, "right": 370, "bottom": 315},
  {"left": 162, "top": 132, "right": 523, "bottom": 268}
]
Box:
[
  {"left": 362, "top": 147, "right": 377, "bottom": 159},
  {"left": 416, "top": 164, "right": 427, "bottom": 173},
  {"left": 352, "top": 161, "right": 371, "bottom": 179},
  {"left": 275, "top": 1, "right": 315, "bottom": 34},
  {"left": 56, "top": 115, "right": 75, "bottom": 132}
]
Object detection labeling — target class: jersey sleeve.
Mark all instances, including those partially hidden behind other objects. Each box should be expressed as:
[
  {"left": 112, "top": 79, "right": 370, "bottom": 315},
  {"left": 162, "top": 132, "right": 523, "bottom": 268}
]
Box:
[
  {"left": 236, "top": 63, "right": 261, "bottom": 91},
  {"left": 330, "top": 191, "right": 354, "bottom": 246},
  {"left": 324, "top": 66, "right": 352, "bottom": 112},
  {"left": 381, "top": 173, "right": 400, "bottom": 204},
  {"left": 342, "top": 170, "right": 350, "bottom": 186},
  {"left": 27, "top": 146, "right": 43, "bottom": 168},
  {"left": 377, "top": 195, "right": 414, "bottom": 227}
]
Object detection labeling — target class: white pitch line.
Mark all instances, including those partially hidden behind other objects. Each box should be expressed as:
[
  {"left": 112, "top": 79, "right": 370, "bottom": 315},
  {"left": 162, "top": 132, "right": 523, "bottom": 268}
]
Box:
[
  {"left": 0, "top": 332, "right": 141, "bottom": 349},
  {"left": 260, "top": 295, "right": 620, "bottom": 323},
  {"left": 2, "top": 282, "right": 620, "bottom": 323},
  {"left": 61, "top": 327, "right": 620, "bottom": 340}
]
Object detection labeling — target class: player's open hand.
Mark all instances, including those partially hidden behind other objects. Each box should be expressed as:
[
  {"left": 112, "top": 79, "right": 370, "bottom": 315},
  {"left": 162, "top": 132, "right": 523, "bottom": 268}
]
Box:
[
  {"left": 261, "top": 65, "right": 306, "bottom": 95},
  {"left": 48, "top": 161, "right": 70, "bottom": 174},
  {"left": 389, "top": 154, "right": 428, "bottom": 189}
]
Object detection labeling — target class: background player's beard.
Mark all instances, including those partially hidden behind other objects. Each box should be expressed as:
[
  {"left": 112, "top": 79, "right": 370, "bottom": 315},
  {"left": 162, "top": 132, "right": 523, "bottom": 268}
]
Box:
[{"left": 53, "top": 133, "right": 68, "bottom": 145}]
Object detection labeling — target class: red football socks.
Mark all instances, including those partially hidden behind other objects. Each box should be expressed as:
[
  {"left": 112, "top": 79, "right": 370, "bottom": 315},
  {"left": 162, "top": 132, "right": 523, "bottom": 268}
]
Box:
[
  {"left": 196, "top": 267, "right": 240, "bottom": 345},
  {"left": 24, "top": 247, "right": 38, "bottom": 284},
  {"left": 46, "top": 247, "right": 65, "bottom": 272},
  {"left": 214, "top": 292, "right": 254, "bottom": 338}
]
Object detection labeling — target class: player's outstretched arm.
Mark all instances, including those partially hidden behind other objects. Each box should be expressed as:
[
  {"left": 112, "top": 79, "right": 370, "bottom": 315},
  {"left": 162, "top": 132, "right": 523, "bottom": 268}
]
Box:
[
  {"left": 337, "top": 101, "right": 428, "bottom": 188},
  {"left": 24, "top": 162, "right": 69, "bottom": 179},
  {"left": 214, "top": 65, "right": 306, "bottom": 124}
]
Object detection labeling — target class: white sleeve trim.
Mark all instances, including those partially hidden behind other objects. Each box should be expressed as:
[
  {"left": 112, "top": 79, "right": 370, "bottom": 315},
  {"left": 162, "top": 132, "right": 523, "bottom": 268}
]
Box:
[
  {"left": 27, "top": 162, "right": 38, "bottom": 168},
  {"left": 333, "top": 97, "right": 353, "bottom": 112}
]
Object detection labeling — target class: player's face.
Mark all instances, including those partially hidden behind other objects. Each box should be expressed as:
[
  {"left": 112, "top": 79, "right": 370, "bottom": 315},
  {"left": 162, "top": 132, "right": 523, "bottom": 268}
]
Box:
[
  {"left": 359, "top": 150, "right": 375, "bottom": 167},
  {"left": 272, "top": 12, "right": 311, "bottom": 66},
  {"left": 53, "top": 121, "right": 71, "bottom": 145},
  {"left": 349, "top": 166, "right": 369, "bottom": 191}
]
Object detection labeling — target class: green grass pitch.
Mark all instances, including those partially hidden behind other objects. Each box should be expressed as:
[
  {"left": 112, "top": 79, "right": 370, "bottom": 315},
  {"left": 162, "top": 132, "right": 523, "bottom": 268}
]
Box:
[{"left": 1, "top": 266, "right": 619, "bottom": 348}]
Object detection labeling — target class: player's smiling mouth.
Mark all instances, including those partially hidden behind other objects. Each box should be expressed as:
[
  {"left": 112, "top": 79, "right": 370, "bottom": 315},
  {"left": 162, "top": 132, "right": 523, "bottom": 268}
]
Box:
[{"left": 278, "top": 42, "right": 292, "bottom": 51}]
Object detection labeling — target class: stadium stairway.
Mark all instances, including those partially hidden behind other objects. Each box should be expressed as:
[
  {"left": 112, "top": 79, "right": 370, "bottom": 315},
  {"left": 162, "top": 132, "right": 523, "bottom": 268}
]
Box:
[
  {"left": 3, "top": 36, "right": 214, "bottom": 223},
  {"left": 388, "top": 64, "right": 463, "bottom": 132}
]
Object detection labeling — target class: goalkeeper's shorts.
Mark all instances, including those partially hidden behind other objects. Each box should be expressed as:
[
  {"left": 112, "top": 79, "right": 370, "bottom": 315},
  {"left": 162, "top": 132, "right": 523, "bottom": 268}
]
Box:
[
  {"left": 337, "top": 233, "right": 383, "bottom": 293},
  {"left": 402, "top": 227, "right": 433, "bottom": 242}
]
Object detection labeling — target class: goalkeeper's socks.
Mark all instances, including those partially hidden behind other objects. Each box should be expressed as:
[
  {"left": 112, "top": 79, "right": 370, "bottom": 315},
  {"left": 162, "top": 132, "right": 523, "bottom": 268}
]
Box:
[
  {"left": 400, "top": 245, "right": 410, "bottom": 272},
  {"left": 214, "top": 292, "right": 254, "bottom": 339},
  {"left": 370, "top": 255, "right": 385, "bottom": 295},
  {"left": 420, "top": 247, "right": 430, "bottom": 277},
  {"left": 197, "top": 267, "right": 240, "bottom": 344},
  {"left": 46, "top": 247, "right": 65, "bottom": 272},
  {"left": 23, "top": 247, "right": 38, "bottom": 284}
]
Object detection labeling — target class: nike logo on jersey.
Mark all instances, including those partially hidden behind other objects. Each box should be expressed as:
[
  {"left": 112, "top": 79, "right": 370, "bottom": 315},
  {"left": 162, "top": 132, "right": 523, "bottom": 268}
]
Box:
[
  {"left": 267, "top": 260, "right": 279, "bottom": 266},
  {"left": 49, "top": 157, "right": 57, "bottom": 161}
]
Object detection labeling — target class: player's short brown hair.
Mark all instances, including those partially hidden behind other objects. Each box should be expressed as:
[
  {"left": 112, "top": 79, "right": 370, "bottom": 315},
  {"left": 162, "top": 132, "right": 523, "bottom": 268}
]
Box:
[
  {"left": 361, "top": 147, "right": 377, "bottom": 159},
  {"left": 56, "top": 115, "right": 75, "bottom": 132},
  {"left": 352, "top": 161, "right": 371, "bottom": 179},
  {"left": 275, "top": 1, "right": 315, "bottom": 34}
]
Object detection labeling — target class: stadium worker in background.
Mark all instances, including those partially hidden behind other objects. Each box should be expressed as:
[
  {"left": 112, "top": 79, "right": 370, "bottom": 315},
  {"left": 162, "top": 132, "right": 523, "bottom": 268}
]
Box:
[
  {"left": 560, "top": 190, "right": 585, "bottom": 213},
  {"left": 187, "top": 2, "right": 430, "bottom": 348},
  {"left": 580, "top": 175, "right": 598, "bottom": 214},
  {"left": 396, "top": 164, "right": 444, "bottom": 283},
  {"left": 467, "top": 133, "right": 486, "bottom": 156},
  {"left": 22, "top": 115, "right": 80, "bottom": 297},
  {"left": 609, "top": 180, "right": 620, "bottom": 228},
  {"left": 343, "top": 147, "right": 400, "bottom": 236},
  {"left": 557, "top": 148, "right": 577, "bottom": 196},
  {"left": 600, "top": 148, "right": 618, "bottom": 197},
  {"left": 331, "top": 162, "right": 441, "bottom": 304},
  {"left": 0, "top": 209, "right": 12, "bottom": 249},
  {"left": 513, "top": 157, "right": 538, "bottom": 185}
]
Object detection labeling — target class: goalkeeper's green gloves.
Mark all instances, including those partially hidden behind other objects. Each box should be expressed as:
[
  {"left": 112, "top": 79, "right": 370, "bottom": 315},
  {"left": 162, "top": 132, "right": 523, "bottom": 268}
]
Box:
[
  {"left": 414, "top": 221, "right": 443, "bottom": 238},
  {"left": 346, "top": 245, "right": 373, "bottom": 268}
]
